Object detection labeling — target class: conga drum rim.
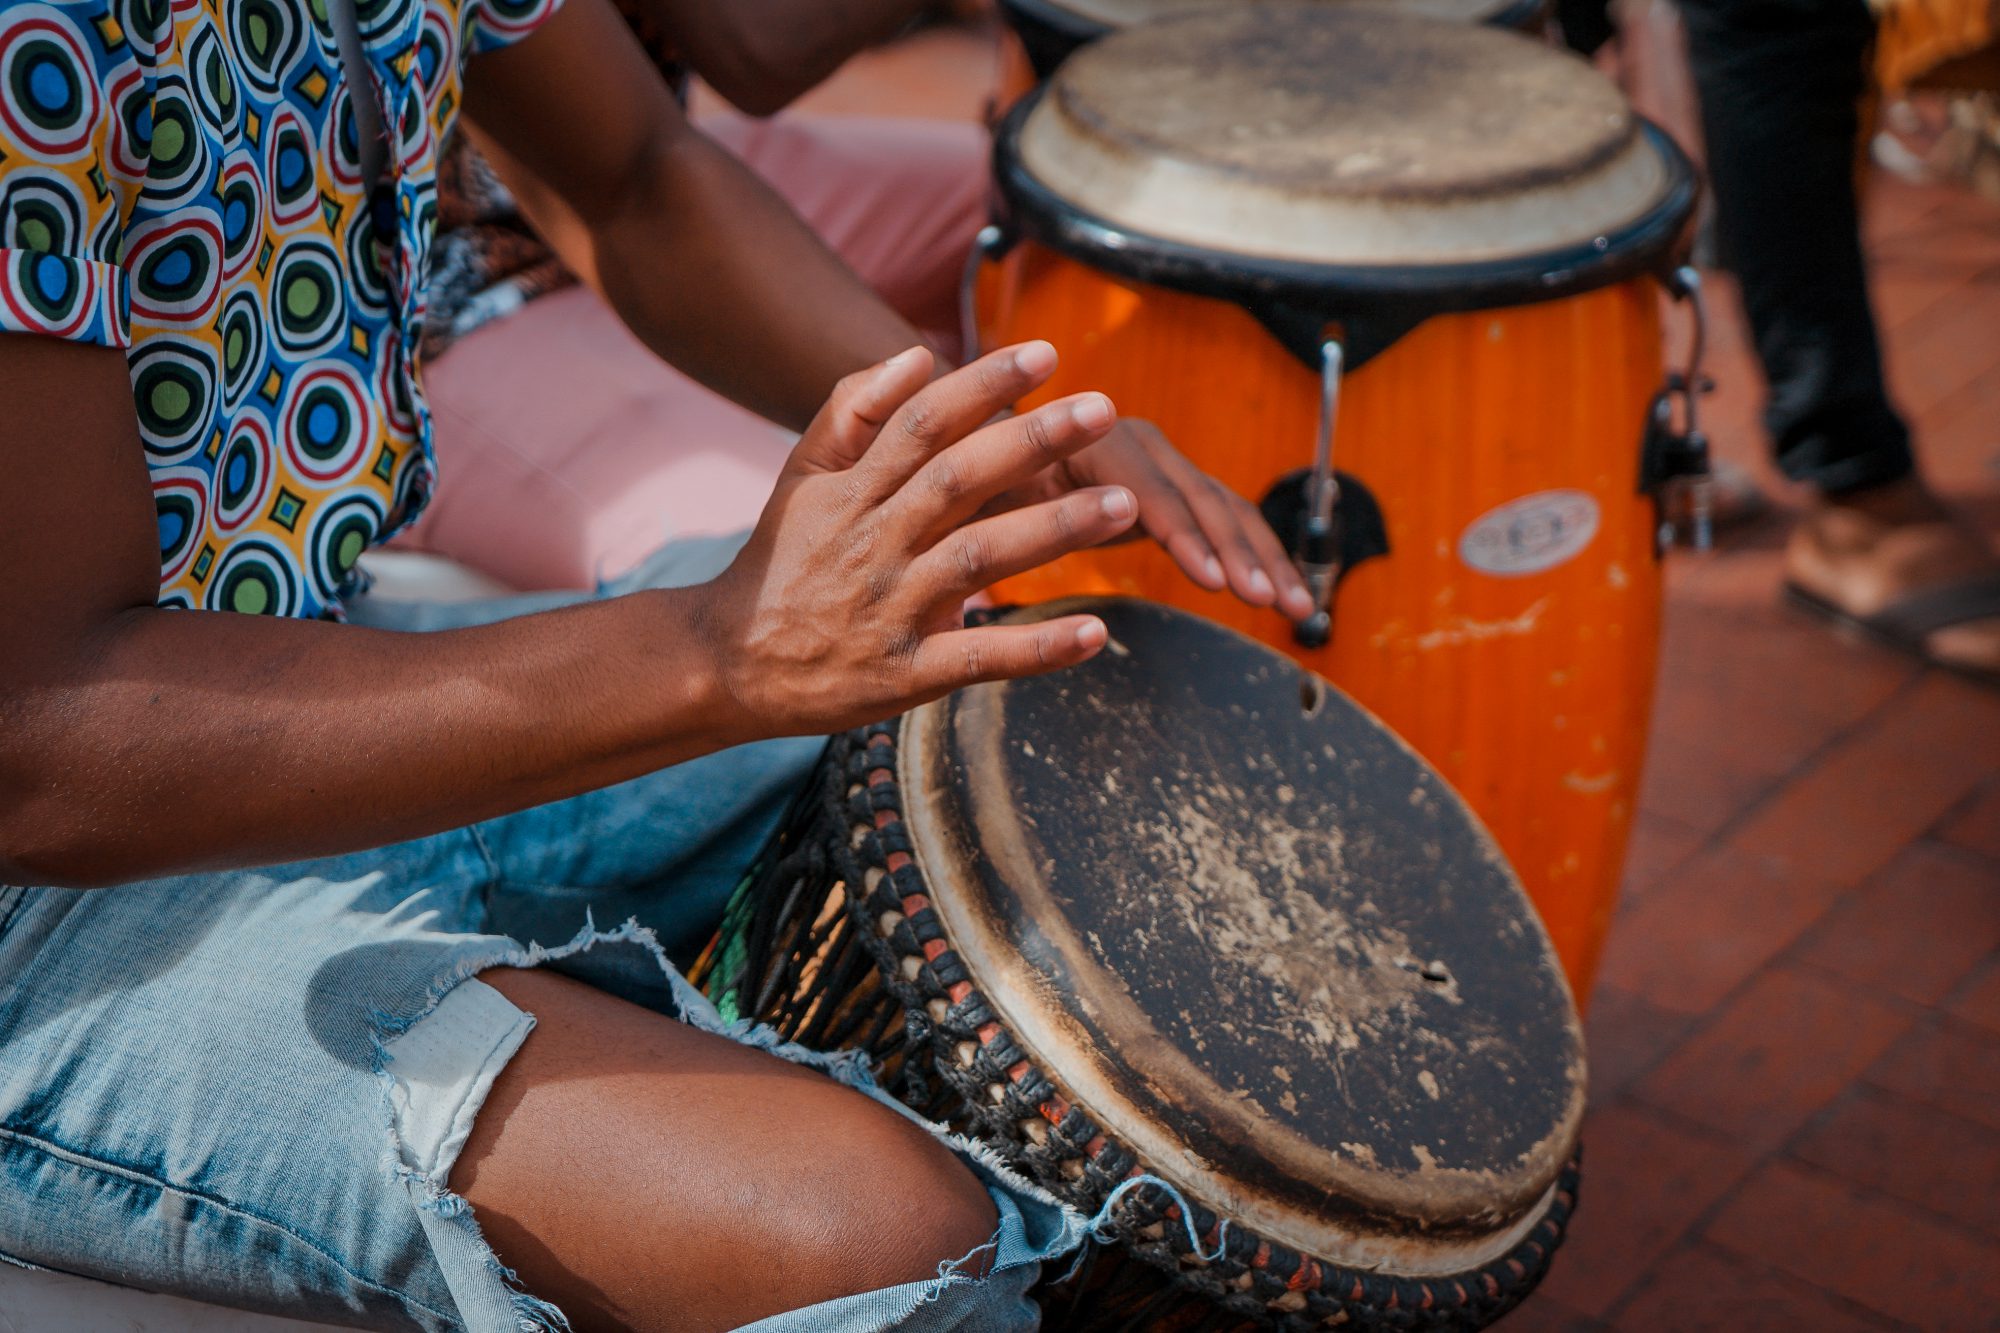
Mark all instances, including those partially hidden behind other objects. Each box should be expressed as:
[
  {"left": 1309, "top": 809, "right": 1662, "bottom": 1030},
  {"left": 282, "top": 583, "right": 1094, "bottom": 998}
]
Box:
[
  {"left": 994, "top": 7, "right": 1698, "bottom": 312},
  {"left": 900, "top": 598, "right": 1585, "bottom": 1276},
  {"left": 995, "top": 107, "right": 1695, "bottom": 318}
]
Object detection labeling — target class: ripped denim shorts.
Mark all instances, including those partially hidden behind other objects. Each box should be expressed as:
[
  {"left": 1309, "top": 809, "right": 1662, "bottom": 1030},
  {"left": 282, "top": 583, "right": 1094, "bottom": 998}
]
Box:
[{"left": 0, "top": 537, "right": 1091, "bottom": 1331}]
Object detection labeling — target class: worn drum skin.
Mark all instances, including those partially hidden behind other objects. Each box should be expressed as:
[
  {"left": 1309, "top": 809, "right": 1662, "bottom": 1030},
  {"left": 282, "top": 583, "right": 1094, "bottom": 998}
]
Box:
[
  {"left": 700, "top": 598, "right": 1586, "bottom": 1330},
  {"left": 976, "top": 8, "right": 1700, "bottom": 997}
]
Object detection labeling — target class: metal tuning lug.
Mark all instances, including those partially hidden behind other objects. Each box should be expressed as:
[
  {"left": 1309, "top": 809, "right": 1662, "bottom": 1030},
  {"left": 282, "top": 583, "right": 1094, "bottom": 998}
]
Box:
[
  {"left": 1643, "top": 265, "right": 1717, "bottom": 553},
  {"left": 1680, "top": 467, "right": 1717, "bottom": 553},
  {"left": 957, "top": 225, "right": 1011, "bottom": 363},
  {"left": 1293, "top": 338, "right": 1345, "bottom": 649}
]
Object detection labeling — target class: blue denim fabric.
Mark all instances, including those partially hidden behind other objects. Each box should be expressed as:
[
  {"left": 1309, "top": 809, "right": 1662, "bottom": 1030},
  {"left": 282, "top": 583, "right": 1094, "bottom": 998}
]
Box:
[{"left": 0, "top": 537, "right": 1087, "bottom": 1331}]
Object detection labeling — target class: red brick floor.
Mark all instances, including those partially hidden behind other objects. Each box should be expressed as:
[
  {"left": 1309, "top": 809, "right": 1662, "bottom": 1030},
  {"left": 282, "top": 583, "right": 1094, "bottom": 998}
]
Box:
[
  {"left": 1527, "top": 173, "right": 2000, "bottom": 1332},
  {"left": 790, "top": 24, "right": 2000, "bottom": 1328}
]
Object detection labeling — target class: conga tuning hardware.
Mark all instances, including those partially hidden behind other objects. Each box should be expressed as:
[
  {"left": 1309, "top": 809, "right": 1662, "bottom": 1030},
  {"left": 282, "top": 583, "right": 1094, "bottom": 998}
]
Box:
[
  {"left": 1643, "top": 265, "right": 1717, "bottom": 553},
  {"left": 1259, "top": 467, "right": 1389, "bottom": 639},
  {"left": 1248, "top": 302, "right": 1425, "bottom": 374},
  {"left": 1294, "top": 339, "right": 1346, "bottom": 649},
  {"left": 958, "top": 225, "right": 1015, "bottom": 363}
]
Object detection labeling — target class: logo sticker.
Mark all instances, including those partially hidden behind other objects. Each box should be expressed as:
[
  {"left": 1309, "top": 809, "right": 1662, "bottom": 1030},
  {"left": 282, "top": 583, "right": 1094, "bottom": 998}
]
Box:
[{"left": 1458, "top": 490, "right": 1600, "bottom": 577}]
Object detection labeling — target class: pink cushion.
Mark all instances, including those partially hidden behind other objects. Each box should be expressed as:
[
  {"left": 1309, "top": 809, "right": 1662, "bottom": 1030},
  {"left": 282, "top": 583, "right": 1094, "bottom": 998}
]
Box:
[{"left": 399, "top": 115, "right": 988, "bottom": 590}]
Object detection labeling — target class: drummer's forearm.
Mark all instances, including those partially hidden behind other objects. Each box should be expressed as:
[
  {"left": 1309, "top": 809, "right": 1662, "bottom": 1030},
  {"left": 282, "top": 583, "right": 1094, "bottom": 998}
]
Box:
[
  {"left": 468, "top": 118, "right": 929, "bottom": 433},
  {"left": 1, "top": 586, "right": 756, "bottom": 888},
  {"left": 650, "top": 0, "right": 932, "bottom": 116},
  {"left": 464, "top": 8, "right": 938, "bottom": 432},
  {"left": 0, "top": 337, "right": 761, "bottom": 886},
  {"left": 595, "top": 127, "right": 928, "bottom": 430}
]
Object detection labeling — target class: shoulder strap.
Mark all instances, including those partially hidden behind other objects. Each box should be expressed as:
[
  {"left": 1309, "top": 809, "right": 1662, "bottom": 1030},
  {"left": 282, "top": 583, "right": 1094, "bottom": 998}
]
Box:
[{"left": 326, "top": 0, "right": 389, "bottom": 191}]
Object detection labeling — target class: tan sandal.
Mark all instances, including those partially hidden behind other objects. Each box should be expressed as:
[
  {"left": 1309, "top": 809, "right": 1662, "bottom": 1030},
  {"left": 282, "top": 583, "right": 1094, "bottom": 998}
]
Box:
[{"left": 1784, "top": 571, "right": 2000, "bottom": 688}]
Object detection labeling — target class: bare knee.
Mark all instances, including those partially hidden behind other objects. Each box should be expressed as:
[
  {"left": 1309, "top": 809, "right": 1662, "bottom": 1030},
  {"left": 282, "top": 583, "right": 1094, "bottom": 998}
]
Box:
[
  {"left": 644, "top": 1034, "right": 1002, "bottom": 1314},
  {"left": 779, "top": 1083, "right": 1000, "bottom": 1291},
  {"left": 454, "top": 966, "right": 998, "bottom": 1332}
]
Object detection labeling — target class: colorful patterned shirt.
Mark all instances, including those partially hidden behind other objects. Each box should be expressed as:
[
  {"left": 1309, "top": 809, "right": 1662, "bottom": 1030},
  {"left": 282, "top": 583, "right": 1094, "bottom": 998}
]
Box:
[{"left": 0, "top": 0, "right": 561, "bottom": 617}]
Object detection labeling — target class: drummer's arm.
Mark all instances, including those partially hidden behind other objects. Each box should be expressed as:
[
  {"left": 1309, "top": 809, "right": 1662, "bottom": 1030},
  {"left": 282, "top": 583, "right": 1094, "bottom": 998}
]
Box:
[
  {"left": 648, "top": 0, "right": 932, "bottom": 115},
  {"left": 0, "top": 338, "right": 737, "bottom": 885},
  {"left": 460, "top": 0, "right": 930, "bottom": 432},
  {"left": 463, "top": 0, "right": 1316, "bottom": 619},
  {"left": 0, "top": 336, "right": 1124, "bottom": 888}
]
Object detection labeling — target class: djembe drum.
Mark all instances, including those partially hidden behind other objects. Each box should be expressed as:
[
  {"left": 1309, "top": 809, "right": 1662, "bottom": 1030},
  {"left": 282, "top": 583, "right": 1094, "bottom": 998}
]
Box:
[
  {"left": 994, "top": 0, "right": 1548, "bottom": 103},
  {"left": 969, "top": 7, "right": 1707, "bottom": 997},
  {"left": 696, "top": 598, "right": 1585, "bottom": 1331}
]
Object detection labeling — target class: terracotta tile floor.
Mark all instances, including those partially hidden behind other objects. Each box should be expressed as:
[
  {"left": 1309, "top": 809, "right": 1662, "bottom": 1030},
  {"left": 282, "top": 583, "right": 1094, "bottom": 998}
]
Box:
[{"left": 799, "top": 22, "right": 2000, "bottom": 1328}]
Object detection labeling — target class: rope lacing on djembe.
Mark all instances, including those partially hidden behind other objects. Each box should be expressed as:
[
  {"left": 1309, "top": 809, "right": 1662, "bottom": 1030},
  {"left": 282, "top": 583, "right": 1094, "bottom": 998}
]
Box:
[{"left": 703, "top": 722, "right": 1581, "bottom": 1332}]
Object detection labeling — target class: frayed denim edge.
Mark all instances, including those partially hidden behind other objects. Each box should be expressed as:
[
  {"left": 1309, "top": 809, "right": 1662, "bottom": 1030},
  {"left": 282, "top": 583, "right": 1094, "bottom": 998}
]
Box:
[{"left": 365, "top": 912, "right": 1086, "bottom": 1333}]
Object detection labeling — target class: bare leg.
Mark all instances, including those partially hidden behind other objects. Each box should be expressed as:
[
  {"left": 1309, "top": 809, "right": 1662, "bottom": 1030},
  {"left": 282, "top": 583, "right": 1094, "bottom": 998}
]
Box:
[{"left": 451, "top": 967, "right": 1000, "bottom": 1333}]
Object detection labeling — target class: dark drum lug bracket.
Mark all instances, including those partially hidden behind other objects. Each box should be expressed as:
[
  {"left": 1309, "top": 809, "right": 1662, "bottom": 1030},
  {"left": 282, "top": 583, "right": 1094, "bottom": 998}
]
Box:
[
  {"left": 1249, "top": 300, "right": 1428, "bottom": 376},
  {"left": 1638, "top": 264, "right": 1716, "bottom": 556},
  {"left": 1260, "top": 467, "right": 1391, "bottom": 634}
]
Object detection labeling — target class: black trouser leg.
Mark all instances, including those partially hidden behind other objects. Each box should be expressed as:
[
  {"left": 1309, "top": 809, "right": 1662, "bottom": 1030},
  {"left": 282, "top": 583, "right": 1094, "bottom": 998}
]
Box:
[{"left": 1677, "top": 0, "right": 1916, "bottom": 495}]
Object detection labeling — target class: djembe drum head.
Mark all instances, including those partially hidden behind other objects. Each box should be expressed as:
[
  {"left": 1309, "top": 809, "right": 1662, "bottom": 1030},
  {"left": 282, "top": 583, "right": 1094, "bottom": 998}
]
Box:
[
  {"left": 903, "top": 598, "right": 1584, "bottom": 1274},
  {"left": 705, "top": 599, "right": 1585, "bottom": 1328}
]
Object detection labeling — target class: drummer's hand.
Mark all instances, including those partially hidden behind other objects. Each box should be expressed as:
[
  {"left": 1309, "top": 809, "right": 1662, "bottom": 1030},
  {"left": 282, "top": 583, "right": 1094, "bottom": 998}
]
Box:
[
  {"left": 1000, "top": 417, "right": 1315, "bottom": 622},
  {"left": 698, "top": 342, "right": 1138, "bottom": 735}
]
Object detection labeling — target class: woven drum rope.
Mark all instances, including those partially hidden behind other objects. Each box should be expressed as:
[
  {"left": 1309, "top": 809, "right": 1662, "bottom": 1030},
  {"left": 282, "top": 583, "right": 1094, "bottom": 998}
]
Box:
[{"left": 698, "top": 715, "right": 1581, "bottom": 1332}]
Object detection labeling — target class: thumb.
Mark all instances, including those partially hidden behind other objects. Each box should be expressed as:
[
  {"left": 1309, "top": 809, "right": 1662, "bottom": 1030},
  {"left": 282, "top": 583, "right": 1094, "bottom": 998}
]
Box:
[{"left": 789, "top": 345, "right": 936, "bottom": 475}]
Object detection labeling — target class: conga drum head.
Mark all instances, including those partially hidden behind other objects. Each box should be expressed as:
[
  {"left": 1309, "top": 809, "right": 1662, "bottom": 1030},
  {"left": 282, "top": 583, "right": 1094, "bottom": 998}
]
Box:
[
  {"left": 999, "top": 4, "right": 1695, "bottom": 309},
  {"left": 903, "top": 599, "right": 1584, "bottom": 1276}
]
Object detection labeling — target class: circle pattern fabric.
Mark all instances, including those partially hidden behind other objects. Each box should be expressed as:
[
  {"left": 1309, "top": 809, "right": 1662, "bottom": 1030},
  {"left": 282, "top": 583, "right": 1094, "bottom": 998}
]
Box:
[{"left": 0, "top": 0, "right": 562, "bottom": 619}]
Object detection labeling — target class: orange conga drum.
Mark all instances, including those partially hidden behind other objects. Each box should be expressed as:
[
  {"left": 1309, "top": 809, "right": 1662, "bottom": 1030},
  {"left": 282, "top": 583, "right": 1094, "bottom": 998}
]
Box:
[
  {"left": 975, "top": 7, "right": 1703, "bottom": 999},
  {"left": 992, "top": 0, "right": 1549, "bottom": 109}
]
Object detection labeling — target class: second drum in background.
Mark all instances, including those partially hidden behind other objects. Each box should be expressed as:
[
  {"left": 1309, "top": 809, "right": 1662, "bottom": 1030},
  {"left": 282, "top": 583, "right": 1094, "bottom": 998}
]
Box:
[{"left": 973, "top": 6, "right": 1700, "bottom": 999}]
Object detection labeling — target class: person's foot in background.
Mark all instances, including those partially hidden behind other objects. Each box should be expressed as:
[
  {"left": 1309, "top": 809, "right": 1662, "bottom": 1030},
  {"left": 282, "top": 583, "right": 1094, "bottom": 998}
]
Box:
[{"left": 1786, "top": 477, "right": 2000, "bottom": 680}]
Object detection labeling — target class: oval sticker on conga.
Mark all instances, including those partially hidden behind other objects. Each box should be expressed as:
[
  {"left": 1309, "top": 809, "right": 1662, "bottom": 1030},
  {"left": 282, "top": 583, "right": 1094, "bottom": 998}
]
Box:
[{"left": 1459, "top": 489, "right": 1601, "bottom": 576}]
